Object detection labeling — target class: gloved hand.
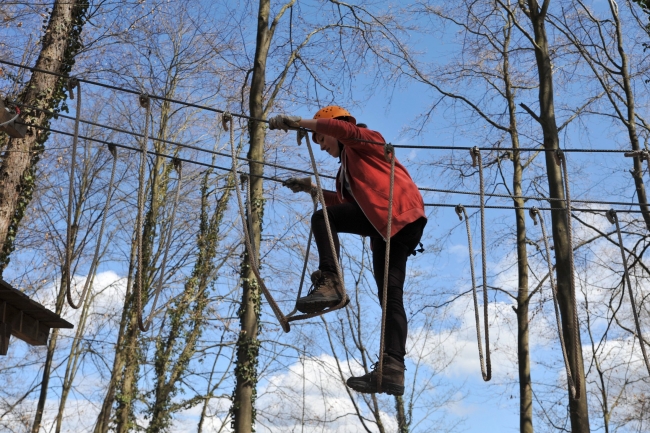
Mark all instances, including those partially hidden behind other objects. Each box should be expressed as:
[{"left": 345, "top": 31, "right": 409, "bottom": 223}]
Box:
[
  {"left": 269, "top": 114, "right": 301, "bottom": 132},
  {"left": 283, "top": 176, "right": 312, "bottom": 193}
]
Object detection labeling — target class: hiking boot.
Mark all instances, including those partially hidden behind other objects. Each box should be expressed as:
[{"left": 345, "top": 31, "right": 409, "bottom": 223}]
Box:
[
  {"left": 296, "top": 270, "right": 348, "bottom": 313},
  {"left": 346, "top": 355, "right": 405, "bottom": 396}
]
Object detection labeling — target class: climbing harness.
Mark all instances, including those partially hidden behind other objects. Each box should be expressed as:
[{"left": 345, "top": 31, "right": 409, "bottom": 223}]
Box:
[
  {"left": 376, "top": 143, "right": 396, "bottom": 393},
  {"left": 529, "top": 207, "right": 579, "bottom": 399},
  {"left": 606, "top": 209, "right": 650, "bottom": 376},
  {"left": 139, "top": 158, "right": 183, "bottom": 331},
  {"left": 135, "top": 94, "right": 151, "bottom": 331},
  {"left": 455, "top": 204, "right": 491, "bottom": 382},
  {"left": 554, "top": 149, "right": 583, "bottom": 398}
]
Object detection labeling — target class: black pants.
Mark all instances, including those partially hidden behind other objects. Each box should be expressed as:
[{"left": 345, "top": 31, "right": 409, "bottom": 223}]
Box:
[{"left": 312, "top": 201, "right": 426, "bottom": 364}]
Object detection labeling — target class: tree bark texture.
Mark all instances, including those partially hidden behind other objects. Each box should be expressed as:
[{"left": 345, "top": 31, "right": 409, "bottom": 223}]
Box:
[
  {"left": 232, "top": 1, "right": 270, "bottom": 431},
  {"left": 525, "top": 1, "right": 590, "bottom": 431},
  {"left": 0, "top": 0, "right": 88, "bottom": 273}
]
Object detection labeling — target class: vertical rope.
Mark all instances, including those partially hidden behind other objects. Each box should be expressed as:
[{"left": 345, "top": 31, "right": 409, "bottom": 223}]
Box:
[
  {"left": 455, "top": 204, "right": 491, "bottom": 381},
  {"left": 376, "top": 143, "right": 396, "bottom": 393},
  {"left": 287, "top": 194, "right": 318, "bottom": 317},
  {"left": 529, "top": 207, "right": 579, "bottom": 399},
  {"left": 607, "top": 209, "right": 650, "bottom": 376},
  {"left": 136, "top": 94, "right": 151, "bottom": 332},
  {"left": 556, "top": 150, "right": 582, "bottom": 399},
  {"left": 64, "top": 78, "right": 82, "bottom": 309},
  {"left": 470, "top": 147, "right": 492, "bottom": 381},
  {"left": 227, "top": 113, "right": 290, "bottom": 332}
]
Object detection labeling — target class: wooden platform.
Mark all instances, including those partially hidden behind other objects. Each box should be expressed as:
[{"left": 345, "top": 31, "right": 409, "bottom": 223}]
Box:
[{"left": 0, "top": 280, "right": 73, "bottom": 355}]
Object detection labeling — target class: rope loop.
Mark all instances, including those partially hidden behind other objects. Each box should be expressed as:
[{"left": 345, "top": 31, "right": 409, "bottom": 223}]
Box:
[
  {"left": 529, "top": 207, "right": 539, "bottom": 225},
  {"left": 455, "top": 204, "right": 464, "bottom": 221},
  {"left": 222, "top": 111, "right": 232, "bottom": 131},
  {"left": 470, "top": 146, "right": 479, "bottom": 167},
  {"left": 296, "top": 129, "right": 307, "bottom": 146},
  {"left": 139, "top": 93, "right": 150, "bottom": 109},
  {"left": 383, "top": 142, "right": 395, "bottom": 163},
  {"left": 64, "top": 79, "right": 84, "bottom": 309},
  {"left": 67, "top": 77, "right": 79, "bottom": 99},
  {"left": 554, "top": 148, "right": 564, "bottom": 166}
]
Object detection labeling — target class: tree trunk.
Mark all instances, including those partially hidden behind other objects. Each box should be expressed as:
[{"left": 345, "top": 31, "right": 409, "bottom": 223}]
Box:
[
  {"left": 0, "top": 0, "right": 88, "bottom": 272},
  {"left": 525, "top": 1, "right": 590, "bottom": 431},
  {"left": 502, "top": 16, "right": 534, "bottom": 433},
  {"left": 231, "top": 1, "right": 270, "bottom": 431}
]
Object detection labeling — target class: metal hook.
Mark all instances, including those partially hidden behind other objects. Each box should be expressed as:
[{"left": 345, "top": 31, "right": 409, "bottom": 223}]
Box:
[
  {"left": 606, "top": 208, "right": 616, "bottom": 224},
  {"left": 139, "top": 94, "right": 150, "bottom": 109}
]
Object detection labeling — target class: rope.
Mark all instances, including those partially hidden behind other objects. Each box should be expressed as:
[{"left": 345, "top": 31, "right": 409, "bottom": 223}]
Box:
[
  {"left": 64, "top": 78, "right": 84, "bottom": 309},
  {"left": 606, "top": 209, "right": 650, "bottom": 376},
  {"left": 529, "top": 207, "right": 579, "bottom": 399},
  {"left": 285, "top": 133, "right": 349, "bottom": 324},
  {"left": 556, "top": 150, "right": 582, "bottom": 399},
  {"left": 286, "top": 194, "right": 318, "bottom": 317},
  {"left": 455, "top": 204, "right": 491, "bottom": 381},
  {"left": 470, "top": 147, "right": 492, "bottom": 381},
  {"left": 226, "top": 113, "right": 291, "bottom": 332},
  {"left": 136, "top": 94, "right": 151, "bottom": 332},
  {"left": 140, "top": 158, "right": 183, "bottom": 331},
  {"left": 17, "top": 119, "right": 650, "bottom": 214},
  {"left": 376, "top": 143, "right": 396, "bottom": 393},
  {"left": 0, "top": 59, "right": 638, "bottom": 154}
]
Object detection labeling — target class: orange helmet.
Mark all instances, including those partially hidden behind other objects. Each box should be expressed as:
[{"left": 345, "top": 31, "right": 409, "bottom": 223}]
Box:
[{"left": 313, "top": 105, "right": 356, "bottom": 125}]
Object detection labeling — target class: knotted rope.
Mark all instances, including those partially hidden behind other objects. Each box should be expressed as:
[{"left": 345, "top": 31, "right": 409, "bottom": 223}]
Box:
[
  {"left": 376, "top": 143, "right": 396, "bottom": 393},
  {"left": 455, "top": 204, "right": 491, "bottom": 381},
  {"left": 135, "top": 94, "right": 151, "bottom": 331},
  {"left": 529, "top": 207, "right": 579, "bottom": 399},
  {"left": 606, "top": 209, "right": 650, "bottom": 377}
]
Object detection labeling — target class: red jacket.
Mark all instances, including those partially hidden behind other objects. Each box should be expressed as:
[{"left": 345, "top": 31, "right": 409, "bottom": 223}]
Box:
[{"left": 315, "top": 119, "right": 426, "bottom": 239}]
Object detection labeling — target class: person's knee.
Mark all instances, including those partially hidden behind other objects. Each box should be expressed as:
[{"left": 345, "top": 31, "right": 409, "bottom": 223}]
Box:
[{"left": 311, "top": 209, "right": 324, "bottom": 225}]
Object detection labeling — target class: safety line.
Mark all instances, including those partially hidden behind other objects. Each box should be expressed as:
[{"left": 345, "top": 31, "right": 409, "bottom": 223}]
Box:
[
  {"left": 15, "top": 114, "right": 644, "bottom": 210},
  {"left": 20, "top": 121, "right": 649, "bottom": 215},
  {"left": 11, "top": 101, "right": 323, "bottom": 180},
  {"left": 0, "top": 58, "right": 637, "bottom": 153}
]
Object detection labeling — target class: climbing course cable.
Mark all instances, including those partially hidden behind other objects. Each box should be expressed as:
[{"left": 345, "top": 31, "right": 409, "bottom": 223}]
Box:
[
  {"left": 556, "top": 149, "right": 582, "bottom": 399},
  {"left": 377, "top": 143, "right": 396, "bottom": 393},
  {"left": 136, "top": 94, "right": 152, "bottom": 332},
  {"left": 63, "top": 78, "right": 85, "bottom": 309},
  {"left": 470, "top": 147, "right": 492, "bottom": 381},
  {"left": 455, "top": 204, "right": 491, "bottom": 382},
  {"left": 140, "top": 158, "right": 184, "bottom": 331},
  {"left": 606, "top": 209, "right": 650, "bottom": 377},
  {"left": 529, "top": 207, "right": 579, "bottom": 399}
]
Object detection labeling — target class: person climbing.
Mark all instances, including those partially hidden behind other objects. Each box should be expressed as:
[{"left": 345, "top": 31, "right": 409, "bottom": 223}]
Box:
[{"left": 268, "top": 106, "right": 427, "bottom": 397}]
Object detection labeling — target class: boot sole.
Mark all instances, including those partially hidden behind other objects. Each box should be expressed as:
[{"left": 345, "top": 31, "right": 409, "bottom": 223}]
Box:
[
  {"left": 346, "top": 378, "right": 404, "bottom": 396},
  {"left": 296, "top": 295, "right": 350, "bottom": 314}
]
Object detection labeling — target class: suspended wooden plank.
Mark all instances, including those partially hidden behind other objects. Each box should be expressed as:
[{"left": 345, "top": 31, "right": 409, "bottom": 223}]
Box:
[{"left": 0, "top": 279, "right": 73, "bottom": 355}]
